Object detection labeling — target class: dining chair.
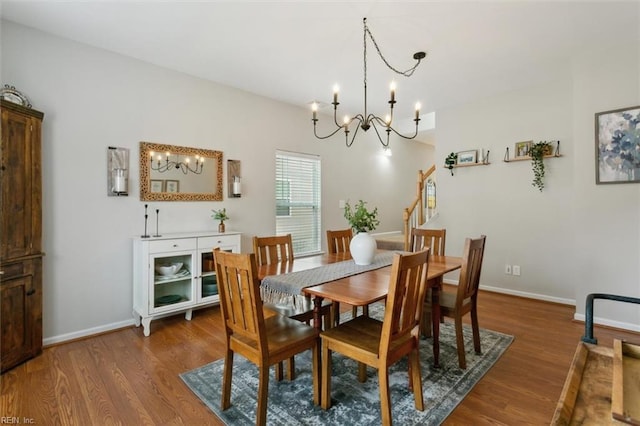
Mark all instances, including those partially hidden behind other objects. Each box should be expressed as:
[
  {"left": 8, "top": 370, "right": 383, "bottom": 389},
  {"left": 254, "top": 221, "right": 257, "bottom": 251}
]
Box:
[
  {"left": 422, "top": 235, "right": 486, "bottom": 369},
  {"left": 253, "top": 234, "right": 333, "bottom": 378},
  {"left": 326, "top": 228, "right": 352, "bottom": 254},
  {"left": 320, "top": 249, "right": 430, "bottom": 425},
  {"left": 410, "top": 227, "right": 446, "bottom": 255},
  {"left": 326, "top": 229, "right": 363, "bottom": 320},
  {"left": 410, "top": 228, "right": 446, "bottom": 337},
  {"left": 253, "top": 234, "right": 295, "bottom": 266},
  {"left": 214, "top": 250, "right": 320, "bottom": 426}
]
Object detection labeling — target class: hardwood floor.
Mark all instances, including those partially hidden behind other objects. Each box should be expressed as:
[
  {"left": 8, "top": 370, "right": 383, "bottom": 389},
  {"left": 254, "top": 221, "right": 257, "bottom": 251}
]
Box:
[{"left": 2, "top": 288, "right": 638, "bottom": 425}]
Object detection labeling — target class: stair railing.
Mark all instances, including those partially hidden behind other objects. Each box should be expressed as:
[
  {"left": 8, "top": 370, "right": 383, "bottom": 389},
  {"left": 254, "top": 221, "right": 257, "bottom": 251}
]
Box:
[{"left": 402, "top": 165, "right": 436, "bottom": 251}]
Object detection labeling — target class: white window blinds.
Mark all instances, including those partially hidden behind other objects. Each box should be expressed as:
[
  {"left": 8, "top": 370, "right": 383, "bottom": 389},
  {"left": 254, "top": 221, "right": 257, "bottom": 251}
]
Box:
[{"left": 275, "top": 150, "right": 321, "bottom": 256}]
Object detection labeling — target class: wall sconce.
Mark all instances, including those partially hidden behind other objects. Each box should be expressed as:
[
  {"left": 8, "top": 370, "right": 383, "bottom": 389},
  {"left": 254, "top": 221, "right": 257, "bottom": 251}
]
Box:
[
  {"left": 227, "top": 159, "right": 241, "bottom": 198},
  {"left": 108, "top": 146, "right": 129, "bottom": 196}
]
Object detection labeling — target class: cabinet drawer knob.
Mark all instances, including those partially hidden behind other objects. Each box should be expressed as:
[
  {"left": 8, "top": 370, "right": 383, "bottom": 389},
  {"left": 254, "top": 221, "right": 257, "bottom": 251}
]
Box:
[
  {"left": 173, "top": 244, "right": 178, "bottom": 247},
  {"left": 26, "top": 289, "right": 36, "bottom": 296}
]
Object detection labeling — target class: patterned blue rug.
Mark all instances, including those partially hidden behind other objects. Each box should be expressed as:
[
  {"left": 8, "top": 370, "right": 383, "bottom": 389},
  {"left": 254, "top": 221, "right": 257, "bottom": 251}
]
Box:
[{"left": 180, "top": 305, "right": 513, "bottom": 425}]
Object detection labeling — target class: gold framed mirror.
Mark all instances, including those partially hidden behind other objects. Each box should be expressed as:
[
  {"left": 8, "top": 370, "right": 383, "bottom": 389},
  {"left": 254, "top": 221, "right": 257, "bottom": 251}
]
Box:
[{"left": 139, "top": 141, "right": 223, "bottom": 201}]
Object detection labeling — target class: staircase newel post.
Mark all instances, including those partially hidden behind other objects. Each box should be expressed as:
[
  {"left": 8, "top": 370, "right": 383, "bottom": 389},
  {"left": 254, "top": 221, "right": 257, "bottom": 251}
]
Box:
[{"left": 403, "top": 208, "right": 410, "bottom": 251}]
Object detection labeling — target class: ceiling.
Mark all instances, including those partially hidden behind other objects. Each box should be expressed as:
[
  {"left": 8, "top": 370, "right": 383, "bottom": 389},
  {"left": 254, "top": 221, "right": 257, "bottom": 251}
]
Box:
[{"left": 1, "top": 1, "right": 638, "bottom": 143}]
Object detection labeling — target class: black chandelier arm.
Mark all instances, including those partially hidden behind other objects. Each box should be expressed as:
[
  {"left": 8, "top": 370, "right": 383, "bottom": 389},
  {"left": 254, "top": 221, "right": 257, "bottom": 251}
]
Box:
[
  {"left": 150, "top": 157, "right": 203, "bottom": 174},
  {"left": 312, "top": 119, "right": 346, "bottom": 140},
  {"left": 345, "top": 120, "right": 362, "bottom": 147},
  {"left": 368, "top": 120, "right": 391, "bottom": 147},
  {"left": 177, "top": 162, "right": 203, "bottom": 175},
  {"left": 387, "top": 118, "right": 421, "bottom": 140},
  {"left": 331, "top": 102, "right": 344, "bottom": 128}
]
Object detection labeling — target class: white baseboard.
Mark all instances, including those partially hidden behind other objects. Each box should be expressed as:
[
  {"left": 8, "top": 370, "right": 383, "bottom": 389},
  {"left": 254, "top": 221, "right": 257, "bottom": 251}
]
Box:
[
  {"left": 477, "top": 283, "right": 576, "bottom": 306},
  {"left": 573, "top": 313, "right": 640, "bottom": 334},
  {"left": 444, "top": 278, "right": 639, "bottom": 333},
  {"left": 44, "top": 319, "right": 136, "bottom": 346},
  {"left": 443, "top": 278, "right": 576, "bottom": 305}
]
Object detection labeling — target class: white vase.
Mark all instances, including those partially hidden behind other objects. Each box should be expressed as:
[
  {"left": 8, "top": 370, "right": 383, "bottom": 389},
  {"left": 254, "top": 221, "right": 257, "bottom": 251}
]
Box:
[{"left": 350, "top": 232, "right": 377, "bottom": 265}]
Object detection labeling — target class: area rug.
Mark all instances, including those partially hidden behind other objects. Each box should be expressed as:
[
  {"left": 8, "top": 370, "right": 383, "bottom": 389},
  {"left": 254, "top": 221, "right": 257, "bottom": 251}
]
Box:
[{"left": 181, "top": 305, "right": 513, "bottom": 425}]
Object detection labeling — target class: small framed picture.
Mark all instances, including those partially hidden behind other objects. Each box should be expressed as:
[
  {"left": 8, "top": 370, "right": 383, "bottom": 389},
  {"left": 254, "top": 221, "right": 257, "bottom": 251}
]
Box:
[
  {"left": 514, "top": 141, "right": 532, "bottom": 158},
  {"left": 457, "top": 150, "right": 477, "bottom": 164},
  {"left": 150, "top": 179, "right": 164, "bottom": 193},
  {"left": 165, "top": 180, "right": 180, "bottom": 193}
]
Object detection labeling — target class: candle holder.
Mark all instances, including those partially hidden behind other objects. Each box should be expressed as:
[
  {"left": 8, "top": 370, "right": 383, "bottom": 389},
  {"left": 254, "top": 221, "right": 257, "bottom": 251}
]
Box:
[
  {"left": 141, "top": 204, "right": 150, "bottom": 238},
  {"left": 107, "top": 146, "right": 129, "bottom": 196},
  {"left": 153, "top": 209, "right": 162, "bottom": 237},
  {"left": 228, "top": 159, "right": 242, "bottom": 198}
]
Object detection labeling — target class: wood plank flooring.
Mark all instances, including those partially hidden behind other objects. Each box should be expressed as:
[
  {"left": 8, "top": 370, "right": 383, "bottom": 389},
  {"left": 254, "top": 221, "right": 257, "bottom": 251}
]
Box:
[{"left": 1, "top": 288, "right": 638, "bottom": 425}]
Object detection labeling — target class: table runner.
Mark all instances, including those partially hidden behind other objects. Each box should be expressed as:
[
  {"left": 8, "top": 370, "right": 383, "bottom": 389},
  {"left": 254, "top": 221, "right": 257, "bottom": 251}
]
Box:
[{"left": 261, "top": 251, "right": 396, "bottom": 309}]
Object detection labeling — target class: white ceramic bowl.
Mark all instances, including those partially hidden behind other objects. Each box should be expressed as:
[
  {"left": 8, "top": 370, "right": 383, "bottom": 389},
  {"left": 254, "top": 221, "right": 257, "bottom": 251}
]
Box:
[{"left": 155, "top": 262, "right": 183, "bottom": 276}]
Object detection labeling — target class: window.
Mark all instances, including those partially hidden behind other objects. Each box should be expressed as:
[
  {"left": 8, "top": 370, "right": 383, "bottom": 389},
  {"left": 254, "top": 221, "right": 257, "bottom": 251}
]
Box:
[{"left": 275, "top": 150, "right": 321, "bottom": 256}]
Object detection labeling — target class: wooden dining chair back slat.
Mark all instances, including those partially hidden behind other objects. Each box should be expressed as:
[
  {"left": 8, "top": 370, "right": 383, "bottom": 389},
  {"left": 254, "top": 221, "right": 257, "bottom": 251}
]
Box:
[
  {"left": 411, "top": 228, "right": 446, "bottom": 338},
  {"left": 214, "top": 250, "right": 320, "bottom": 426},
  {"left": 253, "top": 234, "right": 294, "bottom": 266},
  {"left": 456, "top": 235, "right": 486, "bottom": 309},
  {"left": 379, "top": 249, "right": 431, "bottom": 357},
  {"left": 320, "top": 249, "right": 430, "bottom": 425},
  {"left": 252, "top": 233, "right": 333, "bottom": 366},
  {"left": 410, "top": 228, "right": 446, "bottom": 256},
  {"left": 326, "top": 229, "right": 353, "bottom": 254},
  {"left": 216, "top": 250, "right": 265, "bottom": 346},
  {"left": 422, "top": 235, "right": 486, "bottom": 369}
]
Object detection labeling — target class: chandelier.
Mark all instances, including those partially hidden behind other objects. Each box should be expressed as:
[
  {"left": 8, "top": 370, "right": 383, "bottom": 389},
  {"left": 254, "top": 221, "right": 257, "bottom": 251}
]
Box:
[
  {"left": 311, "top": 18, "right": 426, "bottom": 147},
  {"left": 149, "top": 151, "right": 204, "bottom": 175}
]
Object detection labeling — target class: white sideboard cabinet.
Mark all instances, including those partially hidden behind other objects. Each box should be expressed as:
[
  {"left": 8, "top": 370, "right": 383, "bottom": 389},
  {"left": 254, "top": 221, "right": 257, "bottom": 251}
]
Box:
[{"left": 133, "top": 231, "right": 241, "bottom": 336}]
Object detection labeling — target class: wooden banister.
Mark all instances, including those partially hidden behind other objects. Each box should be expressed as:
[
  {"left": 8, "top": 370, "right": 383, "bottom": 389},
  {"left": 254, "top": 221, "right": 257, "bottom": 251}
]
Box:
[{"left": 402, "top": 165, "right": 436, "bottom": 251}]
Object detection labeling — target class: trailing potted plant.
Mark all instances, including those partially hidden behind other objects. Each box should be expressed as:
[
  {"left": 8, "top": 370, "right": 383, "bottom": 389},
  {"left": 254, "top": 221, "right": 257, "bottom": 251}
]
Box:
[
  {"left": 445, "top": 152, "right": 458, "bottom": 176},
  {"left": 530, "top": 141, "right": 553, "bottom": 191},
  {"left": 344, "top": 200, "right": 380, "bottom": 265},
  {"left": 211, "top": 208, "right": 229, "bottom": 233}
]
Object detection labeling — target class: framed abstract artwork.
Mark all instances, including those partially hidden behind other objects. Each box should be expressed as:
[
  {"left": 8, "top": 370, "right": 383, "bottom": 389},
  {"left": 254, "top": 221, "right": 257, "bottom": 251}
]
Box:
[{"left": 595, "top": 106, "right": 640, "bottom": 184}]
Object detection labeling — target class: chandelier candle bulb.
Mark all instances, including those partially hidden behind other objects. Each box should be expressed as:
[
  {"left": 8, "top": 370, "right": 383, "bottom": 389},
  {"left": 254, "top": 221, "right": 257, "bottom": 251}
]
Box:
[
  {"left": 333, "top": 85, "right": 339, "bottom": 104},
  {"left": 390, "top": 81, "right": 396, "bottom": 102}
]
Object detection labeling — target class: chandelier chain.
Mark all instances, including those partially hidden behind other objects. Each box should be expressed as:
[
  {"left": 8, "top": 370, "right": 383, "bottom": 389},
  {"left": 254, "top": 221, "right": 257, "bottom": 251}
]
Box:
[{"left": 364, "top": 21, "right": 423, "bottom": 78}]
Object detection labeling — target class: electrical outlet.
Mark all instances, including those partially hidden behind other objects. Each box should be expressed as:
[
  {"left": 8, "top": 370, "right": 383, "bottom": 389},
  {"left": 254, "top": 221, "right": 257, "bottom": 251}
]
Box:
[
  {"left": 339, "top": 199, "right": 345, "bottom": 209},
  {"left": 505, "top": 264, "right": 512, "bottom": 275},
  {"left": 513, "top": 265, "right": 521, "bottom": 276}
]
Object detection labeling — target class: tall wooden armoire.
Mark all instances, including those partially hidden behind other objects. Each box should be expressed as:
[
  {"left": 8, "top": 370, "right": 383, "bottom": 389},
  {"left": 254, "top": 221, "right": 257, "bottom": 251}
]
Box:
[{"left": 0, "top": 99, "right": 44, "bottom": 373}]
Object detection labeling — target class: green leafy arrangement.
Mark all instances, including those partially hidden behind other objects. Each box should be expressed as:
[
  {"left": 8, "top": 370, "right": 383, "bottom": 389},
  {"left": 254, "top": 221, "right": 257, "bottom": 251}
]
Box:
[
  {"left": 530, "top": 141, "right": 553, "bottom": 191},
  {"left": 211, "top": 208, "right": 229, "bottom": 223},
  {"left": 445, "top": 152, "right": 458, "bottom": 175},
  {"left": 344, "top": 200, "right": 379, "bottom": 234}
]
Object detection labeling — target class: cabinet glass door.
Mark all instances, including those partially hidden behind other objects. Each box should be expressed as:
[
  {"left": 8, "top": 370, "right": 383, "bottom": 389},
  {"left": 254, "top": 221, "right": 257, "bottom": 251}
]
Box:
[
  {"left": 200, "top": 247, "right": 235, "bottom": 302},
  {"left": 151, "top": 252, "right": 195, "bottom": 311},
  {"left": 200, "top": 251, "right": 218, "bottom": 300}
]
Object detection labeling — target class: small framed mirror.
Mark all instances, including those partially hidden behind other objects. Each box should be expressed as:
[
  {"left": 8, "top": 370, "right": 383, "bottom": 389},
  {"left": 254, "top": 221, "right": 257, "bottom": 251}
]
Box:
[{"left": 139, "top": 141, "right": 223, "bottom": 201}]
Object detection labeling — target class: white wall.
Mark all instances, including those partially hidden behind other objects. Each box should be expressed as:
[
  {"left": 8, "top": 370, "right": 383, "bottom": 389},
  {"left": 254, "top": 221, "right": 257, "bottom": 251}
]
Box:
[
  {"left": 1, "top": 21, "right": 432, "bottom": 342},
  {"left": 431, "top": 44, "right": 640, "bottom": 331}
]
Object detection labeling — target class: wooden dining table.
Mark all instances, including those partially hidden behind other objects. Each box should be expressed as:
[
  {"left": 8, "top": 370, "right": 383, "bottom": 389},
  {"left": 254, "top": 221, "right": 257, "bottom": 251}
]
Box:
[{"left": 258, "top": 251, "right": 462, "bottom": 368}]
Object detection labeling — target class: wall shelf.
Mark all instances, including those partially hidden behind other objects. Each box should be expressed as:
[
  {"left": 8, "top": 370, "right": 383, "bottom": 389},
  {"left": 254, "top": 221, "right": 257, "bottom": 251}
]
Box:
[
  {"left": 446, "top": 162, "right": 491, "bottom": 168},
  {"left": 504, "top": 154, "right": 562, "bottom": 163}
]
